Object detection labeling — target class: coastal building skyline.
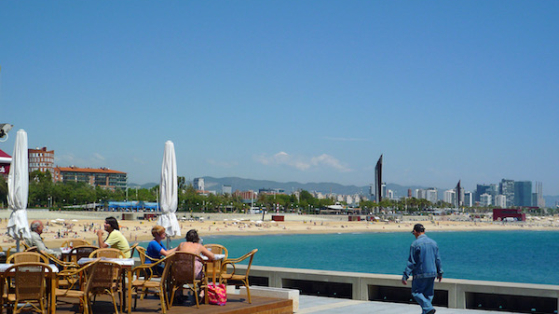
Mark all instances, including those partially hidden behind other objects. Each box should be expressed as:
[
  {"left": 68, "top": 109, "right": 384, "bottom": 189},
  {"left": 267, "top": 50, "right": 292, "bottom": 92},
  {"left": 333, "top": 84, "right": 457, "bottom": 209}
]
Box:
[
  {"left": 53, "top": 166, "right": 127, "bottom": 190},
  {"left": 0, "top": 140, "right": 551, "bottom": 208}
]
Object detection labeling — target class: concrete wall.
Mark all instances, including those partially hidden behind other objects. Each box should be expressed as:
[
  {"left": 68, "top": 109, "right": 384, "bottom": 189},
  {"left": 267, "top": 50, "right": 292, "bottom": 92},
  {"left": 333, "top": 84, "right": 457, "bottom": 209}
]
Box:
[{"left": 237, "top": 265, "right": 559, "bottom": 313}]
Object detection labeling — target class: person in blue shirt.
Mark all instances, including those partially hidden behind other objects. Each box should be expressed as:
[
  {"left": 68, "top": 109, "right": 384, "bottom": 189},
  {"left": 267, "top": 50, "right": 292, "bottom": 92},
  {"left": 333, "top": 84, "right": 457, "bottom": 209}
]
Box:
[
  {"left": 402, "top": 224, "right": 443, "bottom": 314},
  {"left": 146, "top": 225, "right": 176, "bottom": 275}
]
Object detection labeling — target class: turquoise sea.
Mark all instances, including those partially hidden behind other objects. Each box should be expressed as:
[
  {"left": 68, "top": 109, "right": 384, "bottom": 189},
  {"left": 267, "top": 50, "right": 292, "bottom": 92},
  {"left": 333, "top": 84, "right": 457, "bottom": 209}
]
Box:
[{"left": 154, "top": 230, "right": 559, "bottom": 285}]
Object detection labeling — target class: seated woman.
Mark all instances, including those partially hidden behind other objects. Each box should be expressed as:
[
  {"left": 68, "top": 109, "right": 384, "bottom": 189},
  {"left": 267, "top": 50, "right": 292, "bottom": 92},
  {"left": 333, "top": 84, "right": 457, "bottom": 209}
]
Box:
[
  {"left": 146, "top": 225, "right": 177, "bottom": 275},
  {"left": 96, "top": 216, "right": 131, "bottom": 258},
  {"left": 176, "top": 229, "right": 215, "bottom": 279}
]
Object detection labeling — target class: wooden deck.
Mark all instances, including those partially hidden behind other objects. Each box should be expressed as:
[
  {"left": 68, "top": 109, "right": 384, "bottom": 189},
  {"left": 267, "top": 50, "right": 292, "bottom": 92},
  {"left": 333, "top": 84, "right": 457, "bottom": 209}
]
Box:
[{"left": 55, "top": 294, "right": 293, "bottom": 314}]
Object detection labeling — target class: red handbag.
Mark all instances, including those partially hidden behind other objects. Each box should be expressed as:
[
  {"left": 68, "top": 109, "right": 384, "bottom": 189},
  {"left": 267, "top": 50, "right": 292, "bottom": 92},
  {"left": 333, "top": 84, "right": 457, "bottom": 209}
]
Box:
[{"left": 207, "top": 283, "right": 227, "bottom": 306}]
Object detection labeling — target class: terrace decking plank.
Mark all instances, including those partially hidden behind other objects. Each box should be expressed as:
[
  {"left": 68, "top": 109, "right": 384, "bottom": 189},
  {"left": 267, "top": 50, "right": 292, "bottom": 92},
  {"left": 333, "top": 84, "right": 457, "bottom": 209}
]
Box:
[{"left": 55, "top": 294, "right": 293, "bottom": 314}]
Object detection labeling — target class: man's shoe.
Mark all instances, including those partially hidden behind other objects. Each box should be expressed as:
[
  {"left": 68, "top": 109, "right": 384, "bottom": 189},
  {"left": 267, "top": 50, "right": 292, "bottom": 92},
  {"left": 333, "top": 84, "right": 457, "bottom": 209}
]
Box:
[{"left": 426, "top": 309, "right": 436, "bottom": 314}]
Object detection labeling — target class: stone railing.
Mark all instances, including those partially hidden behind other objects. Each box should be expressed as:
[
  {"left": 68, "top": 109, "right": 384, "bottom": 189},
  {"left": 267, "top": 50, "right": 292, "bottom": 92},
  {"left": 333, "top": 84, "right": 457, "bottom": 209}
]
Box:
[{"left": 236, "top": 265, "right": 559, "bottom": 314}]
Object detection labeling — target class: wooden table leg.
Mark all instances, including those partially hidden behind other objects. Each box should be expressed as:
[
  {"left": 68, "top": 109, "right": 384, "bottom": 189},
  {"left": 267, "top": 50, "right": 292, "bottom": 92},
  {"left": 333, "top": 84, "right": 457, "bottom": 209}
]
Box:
[
  {"left": 127, "top": 269, "right": 133, "bottom": 314},
  {"left": 50, "top": 274, "right": 56, "bottom": 314}
]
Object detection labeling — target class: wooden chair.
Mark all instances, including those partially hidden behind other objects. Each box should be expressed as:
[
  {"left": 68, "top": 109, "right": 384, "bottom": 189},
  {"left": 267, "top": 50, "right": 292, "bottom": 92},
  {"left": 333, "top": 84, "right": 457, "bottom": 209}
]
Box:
[
  {"left": 5, "top": 245, "right": 17, "bottom": 260},
  {"left": 88, "top": 260, "right": 124, "bottom": 313},
  {"left": 204, "top": 244, "right": 228, "bottom": 282},
  {"left": 131, "top": 256, "right": 170, "bottom": 313},
  {"left": 60, "top": 239, "right": 91, "bottom": 248},
  {"left": 21, "top": 242, "right": 30, "bottom": 250},
  {"left": 7, "top": 252, "right": 49, "bottom": 264},
  {"left": 24, "top": 246, "right": 38, "bottom": 252},
  {"left": 220, "top": 249, "right": 258, "bottom": 303},
  {"left": 68, "top": 245, "right": 98, "bottom": 264},
  {"left": 55, "top": 258, "right": 100, "bottom": 308},
  {"left": 135, "top": 246, "right": 160, "bottom": 265},
  {"left": 124, "top": 243, "right": 139, "bottom": 259},
  {"left": 164, "top": 252, "right": 204, "bottom": 309},
  {"left": 89, "top": 248, "right": 126, "bottom": 259},
  {"left": 40, "top": 251, "right": 81, "bottom": 289},
  {"left": 3, "top": 262, "right": 53, "bottom": 314}
]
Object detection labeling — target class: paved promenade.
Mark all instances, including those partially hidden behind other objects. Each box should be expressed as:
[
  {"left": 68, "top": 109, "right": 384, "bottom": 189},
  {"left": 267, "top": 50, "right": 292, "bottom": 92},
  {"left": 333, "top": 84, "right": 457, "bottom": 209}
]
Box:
[{"left": 297, "top": 295, "right": 523, "bottom": 314}]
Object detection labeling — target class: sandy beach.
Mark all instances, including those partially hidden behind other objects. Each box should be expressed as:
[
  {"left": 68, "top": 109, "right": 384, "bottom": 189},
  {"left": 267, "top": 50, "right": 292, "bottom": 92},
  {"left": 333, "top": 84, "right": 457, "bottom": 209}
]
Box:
[{"left": 1, "top": 210, "right": 557, "bottom": 248}]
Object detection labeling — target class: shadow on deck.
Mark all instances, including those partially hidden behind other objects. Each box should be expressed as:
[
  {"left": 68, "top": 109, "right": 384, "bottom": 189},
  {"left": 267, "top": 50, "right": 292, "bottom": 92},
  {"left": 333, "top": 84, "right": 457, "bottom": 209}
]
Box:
[{"left": 55, "top": 294, "right": 293, "bottom": 314}]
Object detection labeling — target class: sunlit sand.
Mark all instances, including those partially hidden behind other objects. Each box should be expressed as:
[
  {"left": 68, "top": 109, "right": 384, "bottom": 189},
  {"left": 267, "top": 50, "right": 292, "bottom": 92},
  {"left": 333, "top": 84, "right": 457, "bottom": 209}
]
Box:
[{"left": 0, "top": 211, "right": 557, "bottom": 248}]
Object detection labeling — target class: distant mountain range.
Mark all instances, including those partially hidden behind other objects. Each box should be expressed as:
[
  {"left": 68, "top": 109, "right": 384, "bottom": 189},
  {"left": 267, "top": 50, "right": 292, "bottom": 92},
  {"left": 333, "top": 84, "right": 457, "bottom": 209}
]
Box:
[{"left": 130, "top": 176, "right": 559, "bottom": 207}]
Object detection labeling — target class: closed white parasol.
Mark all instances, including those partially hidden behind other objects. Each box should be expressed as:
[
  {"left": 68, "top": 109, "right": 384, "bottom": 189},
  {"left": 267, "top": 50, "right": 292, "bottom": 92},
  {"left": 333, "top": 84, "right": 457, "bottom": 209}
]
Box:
[
  {"left": 7, "top": 130, "right": 31, "bottom": 251},
  {"left": 157, "top": 141, "right": 181, "bottom": 242}
]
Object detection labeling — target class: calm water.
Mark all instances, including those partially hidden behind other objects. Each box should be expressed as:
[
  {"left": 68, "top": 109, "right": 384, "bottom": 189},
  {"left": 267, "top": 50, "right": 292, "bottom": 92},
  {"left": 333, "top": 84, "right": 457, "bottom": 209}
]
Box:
[{"left": 151, "top": 230, "right": 559, "bottom": 285}]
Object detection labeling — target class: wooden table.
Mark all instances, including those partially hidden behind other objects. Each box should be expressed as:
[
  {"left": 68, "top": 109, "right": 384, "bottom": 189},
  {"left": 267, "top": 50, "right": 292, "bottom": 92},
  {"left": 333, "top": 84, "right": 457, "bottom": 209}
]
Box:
[
  {"left": 78, "top": 257, "right": 135, "bottom": 314},
  {"left": 0, "top": 263, "right": 59, "bottom": 314},
  {"left": 202, "top": 254, "right": 225, "bottom": 304}
]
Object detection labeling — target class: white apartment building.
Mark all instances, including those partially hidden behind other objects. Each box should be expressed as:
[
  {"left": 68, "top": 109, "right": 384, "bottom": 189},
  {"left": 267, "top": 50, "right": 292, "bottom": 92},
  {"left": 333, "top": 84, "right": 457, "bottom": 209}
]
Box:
[
  {"left": 444, "top": 190, "right": 456, "bottom": 206},
  {"left": 426, "top": 188, "right": 438, "bottom": 203},
  {"left": 193, "top": 177, "right": 204, "bottom": 191},
  {"left": 464, "top": 192, "right": 473, "bottom": 207},
  {"left": 495, "top": 194, "right": 507, "bottom": 208},
  {"left": 480, "top": 193, "right": 492, "bottom": 207}
]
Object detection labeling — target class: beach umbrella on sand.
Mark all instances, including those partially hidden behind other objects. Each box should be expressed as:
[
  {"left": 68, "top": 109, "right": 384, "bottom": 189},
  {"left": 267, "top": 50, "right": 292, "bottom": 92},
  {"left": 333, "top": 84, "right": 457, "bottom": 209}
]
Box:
[
  {"left": 157, "top": 140, "right": 181, "bottom": 248},
  {"left": 7, "top": 130, "right": 31, "bottom": 251}
]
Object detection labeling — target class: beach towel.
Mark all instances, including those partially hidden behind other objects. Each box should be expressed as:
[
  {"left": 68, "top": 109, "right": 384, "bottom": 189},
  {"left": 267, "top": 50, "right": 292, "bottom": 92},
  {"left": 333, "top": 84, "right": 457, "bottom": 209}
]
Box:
[{"left": 207, "top": 283, "right": 227, "bottom": 306}]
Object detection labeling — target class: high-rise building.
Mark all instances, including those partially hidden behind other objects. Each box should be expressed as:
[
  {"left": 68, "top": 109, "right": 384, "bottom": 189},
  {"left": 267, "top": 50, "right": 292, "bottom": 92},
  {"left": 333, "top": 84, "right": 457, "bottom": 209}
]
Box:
[
  {"left": 535, "top": 182, "right": 545, "bottom": 208},
  {"left": 475, "top": 184, "right": 491, "bottom": 202},
  {"left": 193, "top": 177, "right": 205, "bottom": 191},
  {"left": 28, "top": 147, "right": 55, "bottom": 175},
  {"left": 514, "top": 181, "right": 532, "bottom": 207},
  {"left": 426, "top": 188, "right": 438, "bottom": 204},
  {"left": 444, "top": 190, "right": 456, "bottom": 206},
  {"left": 500, "top": 179, "right": 515, "bottom": 207},
  {"left": 464, "top": 192, "right": 473, "bottom": 207},
  {"left": 480, "top": 193, "right": 492, "bottom": 207},
  {"left": 495, "top": 194, "right": 507, "bottom": 208}
]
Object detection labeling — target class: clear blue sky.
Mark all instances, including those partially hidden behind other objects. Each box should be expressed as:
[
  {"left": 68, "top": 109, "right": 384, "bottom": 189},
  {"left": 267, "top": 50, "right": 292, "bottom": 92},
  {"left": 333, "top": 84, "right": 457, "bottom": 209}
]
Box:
[{"left": 1, "top": 1, "right": 558, "bottom": 195}]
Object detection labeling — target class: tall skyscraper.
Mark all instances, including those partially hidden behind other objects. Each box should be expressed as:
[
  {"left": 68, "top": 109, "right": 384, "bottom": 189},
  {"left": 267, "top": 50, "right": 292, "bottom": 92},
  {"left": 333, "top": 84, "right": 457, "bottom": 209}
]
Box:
[
  {"left": 500, "top": 179, "right": 515, "bottom": 207},
  {"left": 426, "top": 188, "right": 438, "bottom": 203},
  {"left": 374, "top": 155, "right": 383, "bottom": 203},
  {"left": 475, "top": 184, "right": 491, "bottom": 203},
  {"left": 464, "top": 192, "right": 473, "bottom": 207},
  {"left": 514, "top": 181, "right": 532, "bottom": 207},
  {"left": 444, "top": 190, "right": 456, "bottom": 206},
  {"left": 535, "top": 182, "right": 545, "bottom": 208}
]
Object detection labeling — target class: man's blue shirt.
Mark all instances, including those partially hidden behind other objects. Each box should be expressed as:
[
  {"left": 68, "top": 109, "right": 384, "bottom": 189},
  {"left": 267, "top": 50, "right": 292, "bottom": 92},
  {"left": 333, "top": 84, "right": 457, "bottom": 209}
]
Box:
[
  {"left": 403, "top": 234, "right": 443, "bottom": 280},
  {"left": 146, "top": 240, "right": 166, "bottom": 263}
]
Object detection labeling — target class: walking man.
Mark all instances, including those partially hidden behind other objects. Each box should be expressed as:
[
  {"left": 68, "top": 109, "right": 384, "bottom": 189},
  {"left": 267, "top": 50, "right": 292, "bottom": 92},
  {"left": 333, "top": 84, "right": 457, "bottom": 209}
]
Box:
[{"left": 402, "top": 224, "right": 443, "bottom": 314}]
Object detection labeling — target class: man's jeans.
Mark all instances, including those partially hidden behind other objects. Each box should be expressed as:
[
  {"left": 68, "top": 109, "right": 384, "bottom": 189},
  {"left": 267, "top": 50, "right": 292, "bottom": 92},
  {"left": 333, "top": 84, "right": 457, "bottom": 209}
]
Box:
[{"left": 411, "top": 277, "right": 435, "bottom": 314}]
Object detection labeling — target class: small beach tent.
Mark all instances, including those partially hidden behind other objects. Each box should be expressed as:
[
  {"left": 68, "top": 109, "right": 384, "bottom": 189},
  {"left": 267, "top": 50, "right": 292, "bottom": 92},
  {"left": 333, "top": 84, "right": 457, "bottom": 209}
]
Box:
[
  {"left": 157, "top": 141, "right": 181, "bottom": 247},
  {"left": 142, "top": 202, "right": 159, "bottom": 210},
  {"left": 7, "top": 130, "right": 31, "bottom": 251}
]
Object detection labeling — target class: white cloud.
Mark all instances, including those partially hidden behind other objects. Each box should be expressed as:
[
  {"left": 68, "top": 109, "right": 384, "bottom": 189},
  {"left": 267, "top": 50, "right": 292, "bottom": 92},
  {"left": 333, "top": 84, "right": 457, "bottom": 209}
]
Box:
[
  {"left": 93, "top": 153, "right": 106, "bottom": 161},
  {"left": 255, "top": 152, "right": 352, "bottom": 172}
]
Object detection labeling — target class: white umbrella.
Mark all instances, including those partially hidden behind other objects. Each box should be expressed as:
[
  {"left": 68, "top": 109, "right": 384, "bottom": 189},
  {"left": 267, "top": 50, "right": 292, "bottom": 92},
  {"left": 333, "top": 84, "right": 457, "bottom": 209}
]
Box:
[
  {"left": 7, "top": 130, "right": 31, "bottom": 251},
  {"left": 157, "top": 140, "right": 181, "bottom": 248}
]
